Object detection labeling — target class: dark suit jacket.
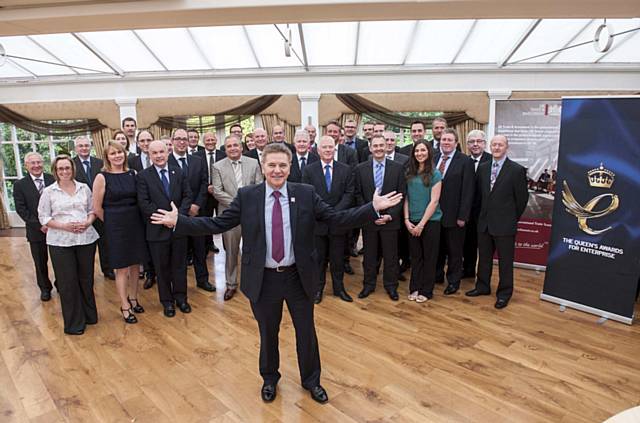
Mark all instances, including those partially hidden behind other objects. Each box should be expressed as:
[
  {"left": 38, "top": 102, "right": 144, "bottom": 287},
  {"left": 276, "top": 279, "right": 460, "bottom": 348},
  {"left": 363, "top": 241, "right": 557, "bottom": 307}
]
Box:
[
  {"left": 194, "top": 148, "right": 227, "bottom": 215},
  {"left": 13, "top": 173, "right": 55, "bottom": 242},
  {"left": 302, "top": 160, "right": 353, "bottom": 235},
  {"left": 399, "top": 141, "right": 435, "bottom": 157},
  {"left": 361, "top": 146, "right": 402, "bottom": 162},
  {"left": 288, "top": 151, "right": 319, "bottom": 183},
  {"left": 169, "top": 154, "right": 208, "bottom": 210},
  {"left": 434, "top": 151, "right": 475, "bottom": 228},
  {"left": 174, "top": 182, "right": 378, "bottom": 302},
  {"left": 73, "top": 155, "right": 103, "bottom": 189},
  {"left": 129, "top": 154, "right": 143, "bottom": 172},
  {"left": 344, "top": 137, "right": 368, "bottom": 162},
  {"left": 470, "top": 152, "right": 492, "bottom": 219},
  {"left": 244, "top": 148, "right": 262, "bottom": 167},
  {"left": 392, "top": 152, "right": 409, "bottom": 167},
  {"left": 189, "top": 146, "right": 205, "bottom": 154},
  {"left": 354, "top": 158, "right": 407, "bottom": 231},
  {"left": 336, "top": 144, "right": 358, "bottom": 168},
  {"left": 137, "top": 164, "right": 192, "bottom": 242},
  {"left": 476, "top": 158, "right": 529, "bottom": 237}
]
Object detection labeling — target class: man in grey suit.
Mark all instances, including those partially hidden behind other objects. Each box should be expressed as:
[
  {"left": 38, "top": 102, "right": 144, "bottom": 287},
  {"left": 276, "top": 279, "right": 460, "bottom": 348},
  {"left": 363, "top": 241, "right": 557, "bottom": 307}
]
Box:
[{"left": 212, "top": 135, "right": 263, "bottom": 301}]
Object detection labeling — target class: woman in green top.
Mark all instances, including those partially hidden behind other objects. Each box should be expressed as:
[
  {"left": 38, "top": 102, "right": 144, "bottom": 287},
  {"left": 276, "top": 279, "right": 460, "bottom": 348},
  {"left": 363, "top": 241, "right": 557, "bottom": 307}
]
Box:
[{"left": 403, "top": 139, "right": 442, "bottom": 302}]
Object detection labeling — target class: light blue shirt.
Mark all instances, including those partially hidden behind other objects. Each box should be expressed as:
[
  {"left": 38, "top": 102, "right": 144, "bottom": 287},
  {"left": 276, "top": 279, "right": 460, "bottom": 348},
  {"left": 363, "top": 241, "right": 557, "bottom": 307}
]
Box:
[
  {"left": 436, "top": 149, "right": 456, "bottom": 177},
  {"left": 491, "top": 156, "right": 507, "bottom": 179},
  {"left": 372, "top": 158, "right": 386, "bottom": 187},
  {"left": 264, "top": 183, "right": 295, "bottom": 268},
  {"left": 154, "top": 164, "right": 170, "bottom": 182}
]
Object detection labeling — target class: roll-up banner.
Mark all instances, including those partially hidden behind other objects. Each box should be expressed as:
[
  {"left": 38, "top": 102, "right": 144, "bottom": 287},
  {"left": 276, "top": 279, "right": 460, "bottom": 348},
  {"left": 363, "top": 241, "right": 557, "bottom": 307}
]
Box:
[
  {"left": 495, "top": 99, "right": 561, "bottom": 268},
  {"left": 541, "top": 96, "right": 640, "bottom": 324}
]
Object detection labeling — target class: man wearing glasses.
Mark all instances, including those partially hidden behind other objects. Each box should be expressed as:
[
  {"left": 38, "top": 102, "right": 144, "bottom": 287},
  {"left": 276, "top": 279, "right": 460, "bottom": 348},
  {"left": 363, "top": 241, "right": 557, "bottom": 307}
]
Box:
[{"left": 463, "top": 130, "right": 491, "bottom": 279}]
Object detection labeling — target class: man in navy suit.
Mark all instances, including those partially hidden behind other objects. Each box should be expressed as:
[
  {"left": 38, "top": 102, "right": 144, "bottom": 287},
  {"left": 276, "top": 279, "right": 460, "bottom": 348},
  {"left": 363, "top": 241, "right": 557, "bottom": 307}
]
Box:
[
  {"left": 434, "top": 129, "right": 475, "bottom": 295},
  {"left": 137, "top": 139, "right": 193, "bottom": 317},
  {"left": 288, "top": 130, "right": 319, "bottom": 183},
  {"left": 302, "top": 135, "right": 354, "bottom": 303},
  {"left": 168, "top": 129, "right": 214, "bottom": 292},
  {"left": 73, "top": 136, "right": 114, "bottom": 280},
  {"left": 13, "top": 152, "right": 55, "bottom": 301},
  {"left": 151, "top": 143, "right": 402, "bottom": 404}
]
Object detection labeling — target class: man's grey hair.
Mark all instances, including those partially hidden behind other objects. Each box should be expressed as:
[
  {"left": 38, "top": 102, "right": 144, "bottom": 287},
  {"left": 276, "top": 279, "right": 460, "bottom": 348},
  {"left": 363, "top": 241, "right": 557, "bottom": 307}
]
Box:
[
  {"left": 466, "top": 129, "right": 486, "bottom": 141},
  {"left": 73, "top": 135, "right": 91, "bottom": 146},
  {"left": 293, "top": 129, "right": 310, "bottom": 141}
]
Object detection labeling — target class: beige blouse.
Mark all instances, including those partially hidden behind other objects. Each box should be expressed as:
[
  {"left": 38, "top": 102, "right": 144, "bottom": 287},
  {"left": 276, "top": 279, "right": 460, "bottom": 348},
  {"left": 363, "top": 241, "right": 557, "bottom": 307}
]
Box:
[{"left": 38, "top": 181, "right": 99, "bottom": 247}]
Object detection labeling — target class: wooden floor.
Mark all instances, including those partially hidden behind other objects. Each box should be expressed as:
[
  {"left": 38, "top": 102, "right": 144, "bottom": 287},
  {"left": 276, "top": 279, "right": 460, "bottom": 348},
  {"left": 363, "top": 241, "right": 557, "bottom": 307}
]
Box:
[{"left": 1, "top": 234, "right": 639, "bottom": 423}]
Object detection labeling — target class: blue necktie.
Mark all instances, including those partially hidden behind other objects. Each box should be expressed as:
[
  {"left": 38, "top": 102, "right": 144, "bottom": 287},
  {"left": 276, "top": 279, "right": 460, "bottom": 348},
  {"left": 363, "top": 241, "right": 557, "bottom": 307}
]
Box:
[
  {"left": 374, "top": 162, "right": 383, "bottom": 191},
  {"left": 160, "top": 169, "right": 170, "bottom": 197},
  {"left": 83, "top": 160, "right": 92, "bottom": 187},
  {"left": 179, "top": 157, "right": 188, "bottom": 175},
  {"left": 324, "top": 164, "right": 332, "bottom": 191},
  {"left": 300, "top": 157, "right": 306, "bottom": 172}
]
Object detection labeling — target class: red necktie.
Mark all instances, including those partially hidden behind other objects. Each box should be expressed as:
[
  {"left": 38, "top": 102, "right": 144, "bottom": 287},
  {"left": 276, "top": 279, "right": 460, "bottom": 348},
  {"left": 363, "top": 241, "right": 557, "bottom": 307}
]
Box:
[
  {"left": 271, "top": 191, "right": 284, "bottom": 263},
  {"left": 438, "top": 155, "right": 449, "bottom": 175}
]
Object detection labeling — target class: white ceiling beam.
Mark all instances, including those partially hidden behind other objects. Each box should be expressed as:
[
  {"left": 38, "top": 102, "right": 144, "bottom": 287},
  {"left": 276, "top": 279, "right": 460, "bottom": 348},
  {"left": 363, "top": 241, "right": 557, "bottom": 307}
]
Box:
[
  {"left": 72, "top": 32, "right": 124, "bottom": 76},
  {"left": 451, "top": 20, "right": 477, "bottom": 64},
  {"left": 353, "top": 22, "right": 361, "bottom": 65},
  {"left": 2, "top": 1, "right": 640, "bottom": 36},
  {"left": 401, "top": 20, "right": 420, "bottom": 65},
  {"left": 1, "top": 66, "right": 638, "bottom": 104},
  {"left": 298, "top": 23, "right": 309, "bottom": 70},
  {"left": 242, "top": 25, "right": 261, "bottom": 68},
  {"left": 499, "top": 19, "right": 542, "bottom": 67},
  {"left": 132, "top": 30, "right": 168, "bottom": 71},
  {"left": 186, "top": 28, "right": 214, "bottom": 69}
]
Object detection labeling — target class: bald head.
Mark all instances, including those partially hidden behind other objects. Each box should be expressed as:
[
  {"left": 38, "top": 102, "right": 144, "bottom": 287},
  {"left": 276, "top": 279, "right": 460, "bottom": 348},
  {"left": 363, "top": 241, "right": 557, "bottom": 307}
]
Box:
[{"left": 254, "top": 128, "right": 268, "bottom": 150}]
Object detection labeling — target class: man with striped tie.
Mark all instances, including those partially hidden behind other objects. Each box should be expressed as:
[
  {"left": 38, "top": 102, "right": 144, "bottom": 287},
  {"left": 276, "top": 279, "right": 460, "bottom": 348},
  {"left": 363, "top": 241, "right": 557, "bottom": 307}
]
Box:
[{"left": 353, "top": 135, "right": 407, "bottom": 301}]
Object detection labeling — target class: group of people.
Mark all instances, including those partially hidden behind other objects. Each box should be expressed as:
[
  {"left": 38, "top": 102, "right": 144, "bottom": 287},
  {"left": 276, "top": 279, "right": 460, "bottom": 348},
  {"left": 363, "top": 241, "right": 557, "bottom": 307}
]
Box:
[{"left": 14, "top": 115, "right": 528, "bottom": 404}]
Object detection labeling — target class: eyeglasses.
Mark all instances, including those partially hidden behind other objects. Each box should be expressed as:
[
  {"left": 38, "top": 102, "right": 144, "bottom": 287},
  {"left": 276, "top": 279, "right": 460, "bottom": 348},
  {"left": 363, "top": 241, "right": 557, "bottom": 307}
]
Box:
[
  {"left": 57, "top": 166, "right": 72, "bottom": 171},
  {"left": 173, "top": 137, "right": 188, "bottom": 142},
  {"left": 384, "top": 138, "right": 395, "bottom": 141},
  {"left": 467, "top": 139, "right": 485, "bottom": 144},
  {"left": 344, "top": 125, "right": 357, "bottom": 129}
]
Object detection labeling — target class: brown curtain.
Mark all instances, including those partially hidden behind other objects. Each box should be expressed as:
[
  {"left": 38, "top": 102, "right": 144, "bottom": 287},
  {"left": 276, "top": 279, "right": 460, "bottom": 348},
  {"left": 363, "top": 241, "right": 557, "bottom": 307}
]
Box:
[
  {"left": 0, "top": 158, "right": 10, "bottom": 229},
  {"left": 260, "top": 114, "right": 295, "bottom": 145},
  {"left": 151, "top": 95, "right": 281, "bottom": 131},
  {"left": 0, "top": 105, "right": 107, "bottom": 136},
  {"left": 148, "top": 124, "right": 171, "bottom": 141},
  {"left": 335, "top": 93, "right": 471, "bottom": 129},
  {"left": 452, "top": 119, "right": 486, "bottom": 154},
  {"left": 90, "top": 127, "right": 113, "bottom": 160}
]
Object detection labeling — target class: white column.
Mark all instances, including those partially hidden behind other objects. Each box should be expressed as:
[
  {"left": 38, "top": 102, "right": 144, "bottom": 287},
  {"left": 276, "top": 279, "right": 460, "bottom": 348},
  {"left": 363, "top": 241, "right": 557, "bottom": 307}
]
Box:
[
  {"left": 115, "top": 97, "right": 138, "bottom": 153},
  {"left": 487, "top": 90, "right": 512, "bottom": 139},
  {"left": 298, "top": 93, "right": 321, "bottom": 137}
]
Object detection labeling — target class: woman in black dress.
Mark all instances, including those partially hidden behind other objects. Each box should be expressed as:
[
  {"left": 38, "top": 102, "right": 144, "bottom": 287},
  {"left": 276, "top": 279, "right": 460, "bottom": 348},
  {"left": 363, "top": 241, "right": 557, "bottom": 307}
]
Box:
[{"left": 93, "top": 141, "right": 148, "bottom": 323}]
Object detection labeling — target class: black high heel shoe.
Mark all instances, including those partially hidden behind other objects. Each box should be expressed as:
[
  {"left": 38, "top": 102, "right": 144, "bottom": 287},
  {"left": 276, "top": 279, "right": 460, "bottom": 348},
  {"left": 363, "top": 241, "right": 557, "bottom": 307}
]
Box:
[
  {"left": 128, "top": 297, "right": 145, "bottom": 313},
  {"left": 120, "top": 307, "right": 138, "bottom": 324}
]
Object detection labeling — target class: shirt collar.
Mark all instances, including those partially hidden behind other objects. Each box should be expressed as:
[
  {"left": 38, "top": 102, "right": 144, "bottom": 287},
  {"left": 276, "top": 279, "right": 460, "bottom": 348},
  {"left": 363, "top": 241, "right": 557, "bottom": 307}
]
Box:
[
  {"left": 492, "top": 156, "right": 507, "bottom": 167},
  {"left": 30, "top": 173, "right": 44, "bottom": 182},
  {"left": 51, "top": 181, "right": 81, "bottom": 194},
  {"left": 154, "top": 164, "right": 169, "bottom": 173},
  {"left": 173, "top": 152, "right": 187, "bottom": 161},
  {"left": 266, "top": 182, "right": 288, "bottom": 199},
  {"left": 439, "top": 149, "right": 456, "bottom": 159}
]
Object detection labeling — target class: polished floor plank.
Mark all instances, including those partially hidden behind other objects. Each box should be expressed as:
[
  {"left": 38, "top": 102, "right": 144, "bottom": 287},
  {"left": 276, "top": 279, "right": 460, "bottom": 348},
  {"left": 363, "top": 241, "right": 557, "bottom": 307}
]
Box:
[{"left": 0, "top": 235, "right": 639, "bottom": 422}]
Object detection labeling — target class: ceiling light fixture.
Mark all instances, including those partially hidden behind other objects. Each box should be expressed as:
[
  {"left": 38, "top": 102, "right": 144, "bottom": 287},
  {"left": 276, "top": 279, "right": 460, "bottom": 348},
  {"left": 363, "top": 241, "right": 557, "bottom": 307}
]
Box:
[{"left": 594, "top": 19, "right": 614, "bottom": 52}]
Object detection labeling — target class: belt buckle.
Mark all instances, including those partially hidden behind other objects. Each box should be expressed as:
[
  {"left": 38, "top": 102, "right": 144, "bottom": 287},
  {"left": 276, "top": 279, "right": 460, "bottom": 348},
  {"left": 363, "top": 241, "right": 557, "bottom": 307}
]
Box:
[{"left": 275, "top": 266, "right": 285, "bottom": 273}]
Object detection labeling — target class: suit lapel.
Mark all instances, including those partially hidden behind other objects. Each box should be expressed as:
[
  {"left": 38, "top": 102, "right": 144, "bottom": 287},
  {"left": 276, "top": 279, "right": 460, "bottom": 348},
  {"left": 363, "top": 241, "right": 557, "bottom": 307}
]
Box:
[
  {"left": 288, "top": 183, "right": 298, "bottom": 246},
  {"left": 169, "top": 167, "right": 180, "bottom": 199},
  {"left": 257, "top": 183, "right": 267, "bottom": 251}
]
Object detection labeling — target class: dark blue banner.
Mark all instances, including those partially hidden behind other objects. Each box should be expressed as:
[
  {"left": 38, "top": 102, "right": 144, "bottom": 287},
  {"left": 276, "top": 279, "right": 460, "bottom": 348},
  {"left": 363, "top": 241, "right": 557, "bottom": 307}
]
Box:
[{"left": 542, "top": 97, "right": 640, "bottom": 323}]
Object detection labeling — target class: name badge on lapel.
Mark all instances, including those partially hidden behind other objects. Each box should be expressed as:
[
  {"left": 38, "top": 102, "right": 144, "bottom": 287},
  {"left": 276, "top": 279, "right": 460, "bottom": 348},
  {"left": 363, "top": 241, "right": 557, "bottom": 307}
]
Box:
[{"left": 290, "top": 197, "right": 296, "bottom": 203}]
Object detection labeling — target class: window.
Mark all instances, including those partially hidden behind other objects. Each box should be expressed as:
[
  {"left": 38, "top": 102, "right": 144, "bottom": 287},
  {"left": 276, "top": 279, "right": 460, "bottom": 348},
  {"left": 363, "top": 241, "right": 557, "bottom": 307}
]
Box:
[{"left": 1, "top": 122, "right": 84, "bottom": 211}]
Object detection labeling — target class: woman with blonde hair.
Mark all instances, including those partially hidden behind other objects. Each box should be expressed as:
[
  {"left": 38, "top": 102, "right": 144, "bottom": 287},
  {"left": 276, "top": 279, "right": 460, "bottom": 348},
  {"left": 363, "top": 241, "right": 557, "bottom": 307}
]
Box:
[
  {"left": 38, "top": 155, "right": 99, "bottom": 335},
  {"left": 93, "top": 141, "right": 148, "bottom": 323}
]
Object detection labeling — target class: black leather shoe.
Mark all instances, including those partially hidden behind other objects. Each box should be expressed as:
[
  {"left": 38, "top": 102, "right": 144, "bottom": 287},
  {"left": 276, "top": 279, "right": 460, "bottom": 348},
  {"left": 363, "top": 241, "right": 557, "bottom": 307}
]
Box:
[
  {"left": 357, "top": 247, "right": 365, "bottom": 255},
  {"left": 64, "top": 328, "right": 84, "bottom": 335},
  {"left": 143, "top": 276, "right": 156, "bottom": 290},
  {"left": 40, "top": 290, "right": 52, "bottom": 302},
  {"left": 387, "top": 289, "right": 399, "bottom": 301},
  {"left": 261, "top": 384, "right": 277, "bottom": 402},
  {"left": 103, "top": 271, "right": 116, "bottom": 280},
  {"left": 495, "top": 299, "right": 509, "bottom": 309},
  {"left": 309, "top": 385, "right": 329, "bottom": 404},
  {"left": 197, "top": 280, "right": 216, "bottom": 292},
  {"left": 163, "top": 305, "right": 176, "bottom": 318},
  {"left": 120, "top": 307, "right": 138, "bottom": 324},
  {"left": 350, "top": 247, "right": 359, "bottom": 258},
  {"left": 224, "top": 288, "right": 236, "bottom": 301},
  {"left": 344, "top": 262, "right": 354, "bottom": 275},
  {"left": 465, "top": 288, "right": 491, "bottom": 297},
  {"left": 314, "top": 291, "right": 323, "bottom": 304},
  {"left": 177, "top": 301, "right": 192, "bottom": 313},
  {"left": 358, "top": 288, "right": 374, "bottom": 299},
  {"left": 128, "top": 297, "right": 145, "bottom": 313},
  {"left": 334, "top": 290, "right": 353, "bottom": 302},
  {"left": 444, "top": 285, "right": 459, "bottom": 295},
  {"left": 211, "top": 245, "right": 220, "bottom": 254}
]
